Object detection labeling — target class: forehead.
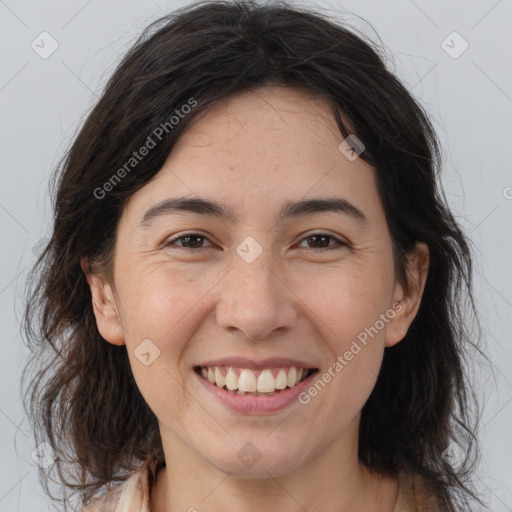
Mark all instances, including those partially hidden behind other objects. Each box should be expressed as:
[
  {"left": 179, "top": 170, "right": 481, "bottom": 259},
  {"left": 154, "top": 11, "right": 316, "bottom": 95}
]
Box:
[
  {"left": 121, "top": 85, "right": 382, "bottom": 227},
  {"left": 172, "top": 85, "right": 348, "bottom": 164}
]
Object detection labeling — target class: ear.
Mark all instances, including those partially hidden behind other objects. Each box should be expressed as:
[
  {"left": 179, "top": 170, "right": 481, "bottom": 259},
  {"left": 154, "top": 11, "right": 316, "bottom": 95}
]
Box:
[
  {"left": 81, "top": 258, "right": 125, "bottom": 346},
  {"left": 385, "top": 242, "right": 429, "bottom": 348}
]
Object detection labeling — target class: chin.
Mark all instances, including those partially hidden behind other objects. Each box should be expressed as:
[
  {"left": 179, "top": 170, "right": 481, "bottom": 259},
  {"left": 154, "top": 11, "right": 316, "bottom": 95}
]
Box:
[{"left": 205, "top": 441, "right": 307, "bottom": 478}]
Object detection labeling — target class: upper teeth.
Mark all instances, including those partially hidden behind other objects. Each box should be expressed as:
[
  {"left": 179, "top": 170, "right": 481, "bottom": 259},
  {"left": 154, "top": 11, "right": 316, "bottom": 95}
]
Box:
[{"left": 200, "top": 366, "right": 308, "bottom": 393}]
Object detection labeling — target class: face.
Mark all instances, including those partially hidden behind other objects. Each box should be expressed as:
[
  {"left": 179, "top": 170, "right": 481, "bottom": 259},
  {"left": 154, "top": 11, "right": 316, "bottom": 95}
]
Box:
[{"left": 85, "top": 85, "right": 428, "bottom": 478}]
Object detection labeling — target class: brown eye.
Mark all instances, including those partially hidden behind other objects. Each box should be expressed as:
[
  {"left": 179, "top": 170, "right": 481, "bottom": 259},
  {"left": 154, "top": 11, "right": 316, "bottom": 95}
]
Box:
[
  {"left": 297, "top": 233, "right": 346, "bottom": 250},
  {"left": 165, "top": 233, "right": 213, "bottom": 250}
]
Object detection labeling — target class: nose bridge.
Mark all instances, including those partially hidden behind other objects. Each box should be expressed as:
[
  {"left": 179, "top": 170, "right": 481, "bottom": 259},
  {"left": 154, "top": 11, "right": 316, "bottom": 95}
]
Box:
[{"left": 216, "top": 238, "right": 296, "bottom": 340}]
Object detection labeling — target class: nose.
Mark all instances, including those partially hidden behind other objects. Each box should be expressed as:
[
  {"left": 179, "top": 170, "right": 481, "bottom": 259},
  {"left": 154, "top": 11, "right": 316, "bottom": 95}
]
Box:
[{"left": 215, "top": 249, "right": 298, "bottom": 341}]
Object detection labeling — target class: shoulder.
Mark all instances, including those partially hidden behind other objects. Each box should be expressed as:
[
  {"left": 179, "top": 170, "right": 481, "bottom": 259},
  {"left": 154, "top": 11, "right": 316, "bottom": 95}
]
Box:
[
  {"left": 79, "top": 462, "right": 151, "bottom": 512},
  {"left": 395, "top": 471, "right": 451, "bottom": 512}
]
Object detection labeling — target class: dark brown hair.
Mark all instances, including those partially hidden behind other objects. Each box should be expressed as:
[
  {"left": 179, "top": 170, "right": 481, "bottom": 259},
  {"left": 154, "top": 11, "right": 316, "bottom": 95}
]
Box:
[{"left": 22, "top": 1, "right": 486, "bottom": 510}]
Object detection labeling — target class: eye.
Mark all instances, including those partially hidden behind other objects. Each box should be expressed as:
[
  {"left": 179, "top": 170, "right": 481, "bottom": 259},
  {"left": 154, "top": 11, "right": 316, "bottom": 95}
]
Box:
[
  {"left": 164, "top": 233, "right": 214, "bottom": 251},
  {"left": 164, "top": 231, "right": 347, "bottom": 252},
  {"left": 296, "top": 232, "right": 347, "bottom": 251}
]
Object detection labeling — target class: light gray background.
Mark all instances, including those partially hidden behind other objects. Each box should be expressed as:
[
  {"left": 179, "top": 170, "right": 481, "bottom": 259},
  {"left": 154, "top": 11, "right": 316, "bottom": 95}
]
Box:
[{"left": 1, "top": 0, "right": 511, "bottom": 510}]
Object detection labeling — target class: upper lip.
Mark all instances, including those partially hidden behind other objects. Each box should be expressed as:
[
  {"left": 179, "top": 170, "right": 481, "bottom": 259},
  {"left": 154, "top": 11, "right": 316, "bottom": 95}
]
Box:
[{"left": 196, "top": 357, "right": 318, "bottom": 371}]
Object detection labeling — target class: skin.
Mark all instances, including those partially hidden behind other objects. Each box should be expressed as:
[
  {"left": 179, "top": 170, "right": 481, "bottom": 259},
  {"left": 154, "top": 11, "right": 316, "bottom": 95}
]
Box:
[{"left": 83, "top": 85, "right": 429, "bottom": 512}]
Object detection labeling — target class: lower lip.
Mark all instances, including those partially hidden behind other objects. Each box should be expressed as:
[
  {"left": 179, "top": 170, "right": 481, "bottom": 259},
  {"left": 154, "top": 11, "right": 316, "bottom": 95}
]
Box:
[{"left": 195, "top": 369, "right": 319, "bottom": 414}]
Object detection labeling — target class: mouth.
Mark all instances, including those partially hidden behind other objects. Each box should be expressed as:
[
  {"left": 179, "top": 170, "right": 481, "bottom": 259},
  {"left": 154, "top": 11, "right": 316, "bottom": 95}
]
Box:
[{"left": 193, "top": 365, "right": 318, "bottom": 396}]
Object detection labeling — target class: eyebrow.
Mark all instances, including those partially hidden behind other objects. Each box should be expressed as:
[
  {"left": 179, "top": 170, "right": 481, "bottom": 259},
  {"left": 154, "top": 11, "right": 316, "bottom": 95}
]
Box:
[{"left": 140, "top": 195, "right": 368, "bottom": 227}]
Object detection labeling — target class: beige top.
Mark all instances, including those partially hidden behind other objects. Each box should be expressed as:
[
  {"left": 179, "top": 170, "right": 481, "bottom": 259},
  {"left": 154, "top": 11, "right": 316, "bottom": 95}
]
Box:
[{"left": 81, "top": 459, "right": 443, "bottom": 512}]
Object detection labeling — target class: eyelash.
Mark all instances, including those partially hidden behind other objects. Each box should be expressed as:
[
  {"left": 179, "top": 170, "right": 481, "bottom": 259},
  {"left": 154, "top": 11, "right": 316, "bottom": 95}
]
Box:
[{"left": 164, "top": 232, "right": 347, "bottom": 252}]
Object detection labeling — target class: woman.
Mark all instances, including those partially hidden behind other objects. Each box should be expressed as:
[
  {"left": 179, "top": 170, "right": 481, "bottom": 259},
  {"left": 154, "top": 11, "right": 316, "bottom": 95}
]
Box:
[{"left": 22, "top": 1, "right": 485, "bottom": 510}]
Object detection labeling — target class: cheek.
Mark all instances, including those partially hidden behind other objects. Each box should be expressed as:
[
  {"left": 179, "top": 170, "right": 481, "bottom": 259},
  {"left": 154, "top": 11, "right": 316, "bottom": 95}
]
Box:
[
  {"left": 112, "top": 267, "right": 205, "bottom": 400},
  {"left": 303, "top": 262, "right": 394, "bottom": 345},
  {"left": 118, "top": 269, "right": 201, "bottom": 426},
  {"left": 115, "top": 265, "right": 226, "bottom": 412},
  {"left": 298, "top": 263, "right": 392, "bottom": 403},
  {"left": 116, "top": 261, "right": 213, "bottom": 344}
]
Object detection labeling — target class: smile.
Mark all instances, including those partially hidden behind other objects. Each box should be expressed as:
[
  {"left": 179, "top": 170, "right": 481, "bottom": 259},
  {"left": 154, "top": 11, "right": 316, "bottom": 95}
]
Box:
[{"left": 194, "top": 365, "right": 315, "bottom": 395}]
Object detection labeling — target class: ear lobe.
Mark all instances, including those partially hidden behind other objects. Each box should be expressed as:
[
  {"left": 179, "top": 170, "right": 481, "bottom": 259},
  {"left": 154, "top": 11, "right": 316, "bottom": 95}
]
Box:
[
  {"left": 385, "top": 242, "right": 429, "bottom": 348},
  {"left": 81, "top": 258, "right": 125, "bottom": 346}
]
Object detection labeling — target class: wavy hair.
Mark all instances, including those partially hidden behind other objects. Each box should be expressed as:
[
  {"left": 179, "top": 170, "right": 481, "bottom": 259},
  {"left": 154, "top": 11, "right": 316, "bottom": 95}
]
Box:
[{"left": 22, "top": 1, "right": 486, "bottom": 510}]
